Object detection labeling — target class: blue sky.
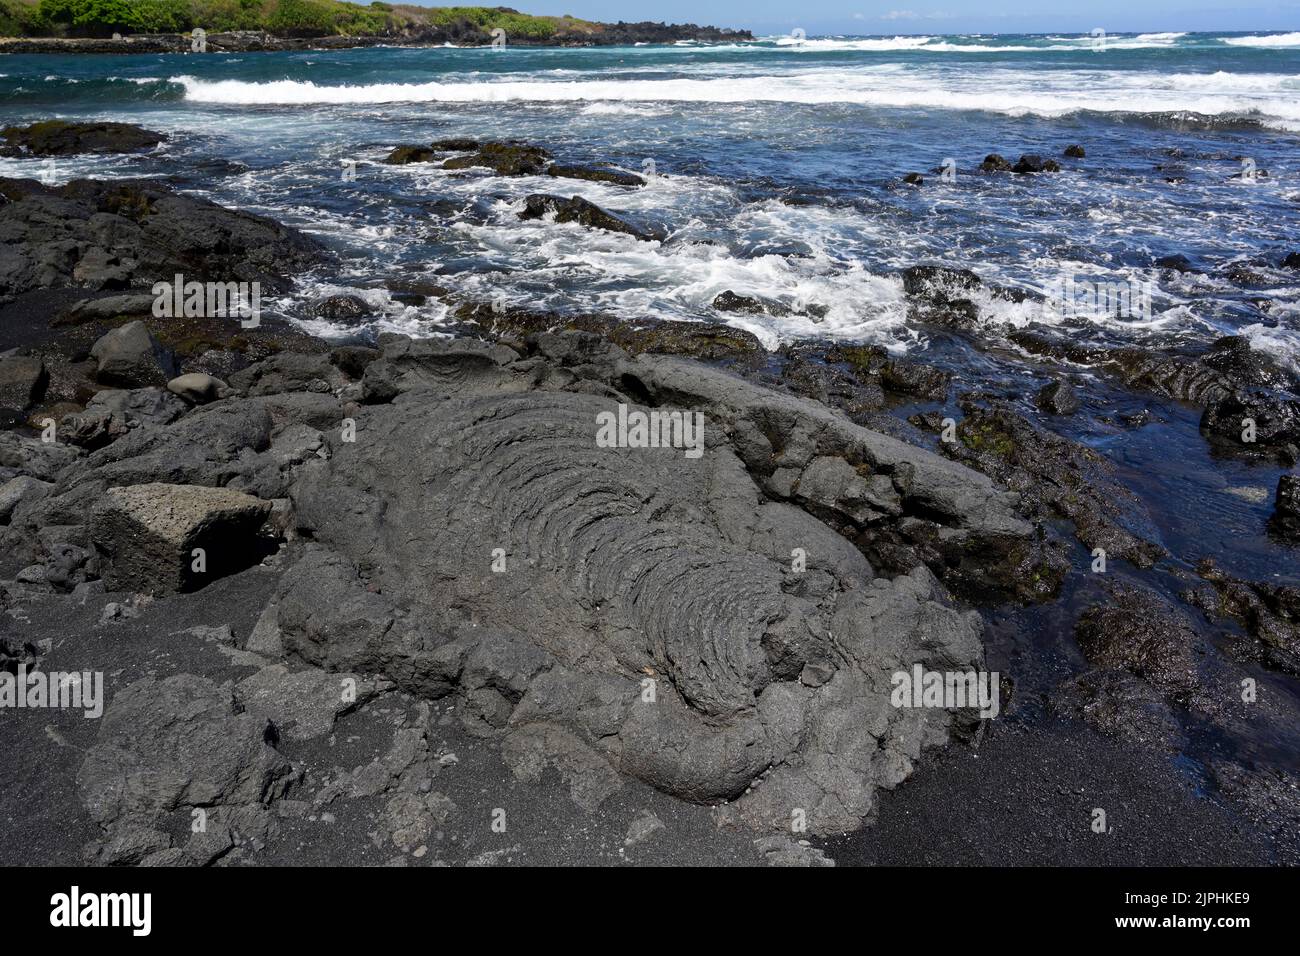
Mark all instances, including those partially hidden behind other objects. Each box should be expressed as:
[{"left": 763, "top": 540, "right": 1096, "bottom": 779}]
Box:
[{"left": 513, "top": 2, "right": 1300, "bottom": 35}]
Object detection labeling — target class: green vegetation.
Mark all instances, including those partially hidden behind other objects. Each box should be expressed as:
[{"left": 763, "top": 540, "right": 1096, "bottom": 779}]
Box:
[{"left": 0, "top": 1, "right": 595, "bottom": 39}]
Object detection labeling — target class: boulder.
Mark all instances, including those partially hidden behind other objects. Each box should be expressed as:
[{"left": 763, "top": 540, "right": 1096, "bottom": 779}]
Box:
[
  {"left": 1063, "top": 144, "right": 1086, "bottom": 158},
  {"left": 980, "top": 153, "right": 1011, "bottom": 172},
  {"left": 384, "top": 145, "right": 439, "bottom": 165},
  {"left": 517, "top": 194, "right": 659, "bottom": 241},
  {"left": 442, "top": 142, "right": 552, "bottom": 176},
  {"left": 902, "top": 172, "right": 924, "bottom": 185},
  {"left": 1012, "top": 154, "right": 1061, "bottom": 174},
  {"left": 167, "top": 373, "right": 228, "bottom": 405},
  {"left": 0, "top": 354, "right": 48, "bottom": 411},
  {"left": 1035, "top": 380, "right": 1079, "bottom": 415},
  {"left": 90, "top": 482, "right": 272, "bottom": 594},
  {"left": 0, "top": 475, "right": 51, "bottom": 523},
  {"left": 308, "top": 294, "right": 371, "bottom": 322},
  {"left": 90, "top": 320, "right": 174, "bottom": 386}
]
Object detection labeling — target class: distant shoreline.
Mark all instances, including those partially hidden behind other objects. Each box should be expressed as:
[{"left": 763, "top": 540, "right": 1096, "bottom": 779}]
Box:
[{"left": 0, "top": 26, "right": 753, "bottom": 56}]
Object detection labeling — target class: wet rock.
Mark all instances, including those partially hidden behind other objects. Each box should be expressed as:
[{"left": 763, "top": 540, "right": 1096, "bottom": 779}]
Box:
[
  {"left": 1009, "top": 329, "right": 1300, "bottom": 461},
  {"left": 547, "top": 164, "right": 645, "bottom": 187},
  {"left": 90, "top": 482, "right": 272, "bottom": 594},
  {"left": 712, "top": 290, "right": 792, "bottom": 317},
  {"left": 518, "top": 193, "right": 659, "bottom": 241},
  {"left": 77, "top": 673, "right": 295, "bottom": 865},
  {"left": 1035, "top": 379, "right": 1079, "bottom": 415},
  {"left": 308, "top": 294, "right": 372, "bottom": 322},
  {"left": 1074, "top": 587, "right": 1205, "bottom": 704},
  {"left": 167, "top": 372, "right": 228, "bottom": 405},
  {"left": 827, "top": 344, "right": 951, "bottom": 401},
  {"left": 980, "top": 154, "right": 1012, "bottom": 172},
  {"left": 90, "top": 320, "right": 174, "bottom": 387},
  {"left": 1200, "top": 388, "right": 1300, "bottom": 463},
  {"left": 0, "top": 177, "right": 325, "bottom": 297},
  {"left": 0, "top": 354, "right": 48, "bottom": 412},
  {"left": 946, "top": 401, "right": 1162, "bottom": 570},
  {"left": 442, "top": 141, "right": 553, "bottom": 176},
  {"left": 1054, "top": 669, "right": 1185, "bottom": 751},
  {"left": 1189, "top": 559, "right": 1300, "bottom": 675},
  {"left": 429, "top": 138, "right": 480, "bottom": 152},
  {"left": 1271, "top": 474, "right": 1300, "bottom": 543},
  {"left": 1012, "top": 154, "right": 1061, "bottom": 173},
  {"left": 1064, "top": 144, "right": 1086, "bottom": 158},
  {"left": 384, "top": 145, "right": 440, "bottom": 165},
  {"left": 1283, "top": 252, "right": 1300, "bottom": 270},
  {"left": 902, "top": 172, "right": 924, "bottom": 185},
  {"left": 899, "top": 265, "right": 983, "bottom": 330},
  {"left": 0, "top": 120, "right": 165, "bottom": 157}
]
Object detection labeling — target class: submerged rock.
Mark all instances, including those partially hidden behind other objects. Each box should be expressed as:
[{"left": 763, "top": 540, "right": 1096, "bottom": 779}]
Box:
[
  {"left": 547, "top": 164, "right": 645, "bottom": 187},
  {"left": 1074, "top": 586, "right": 1206, "bottom": 705},
  {"left": 1035, "top": 379, "right": 1079, "bottom": 416},
  {"left": 1064, "top": 144, "right": 1086, "bottom": 158},
  {"left": 1190, "top": 558, "right": 1300, "bottom": 675},
  {"left": 0, "top": 120, "right": 165, "bottom": 157}
]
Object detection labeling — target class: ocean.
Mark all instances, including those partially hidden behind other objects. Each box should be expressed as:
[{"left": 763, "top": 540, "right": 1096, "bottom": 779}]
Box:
[{"left": 1, "top": 30, "right": 1297, "bottom": 361}]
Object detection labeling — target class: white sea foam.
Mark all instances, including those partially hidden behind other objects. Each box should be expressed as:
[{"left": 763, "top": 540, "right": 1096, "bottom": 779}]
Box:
[
  {"left": 170, "top": 69, "right": 1300, "bottom": 129},
  {"left": 1222, "top": 31, "right": 1300, "bottom": 48}
]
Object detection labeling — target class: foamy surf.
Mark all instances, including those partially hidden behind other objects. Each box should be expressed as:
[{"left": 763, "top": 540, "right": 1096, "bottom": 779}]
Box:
[{"left": 170, "top": 70, "right": 1300, "bottom": 130}]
